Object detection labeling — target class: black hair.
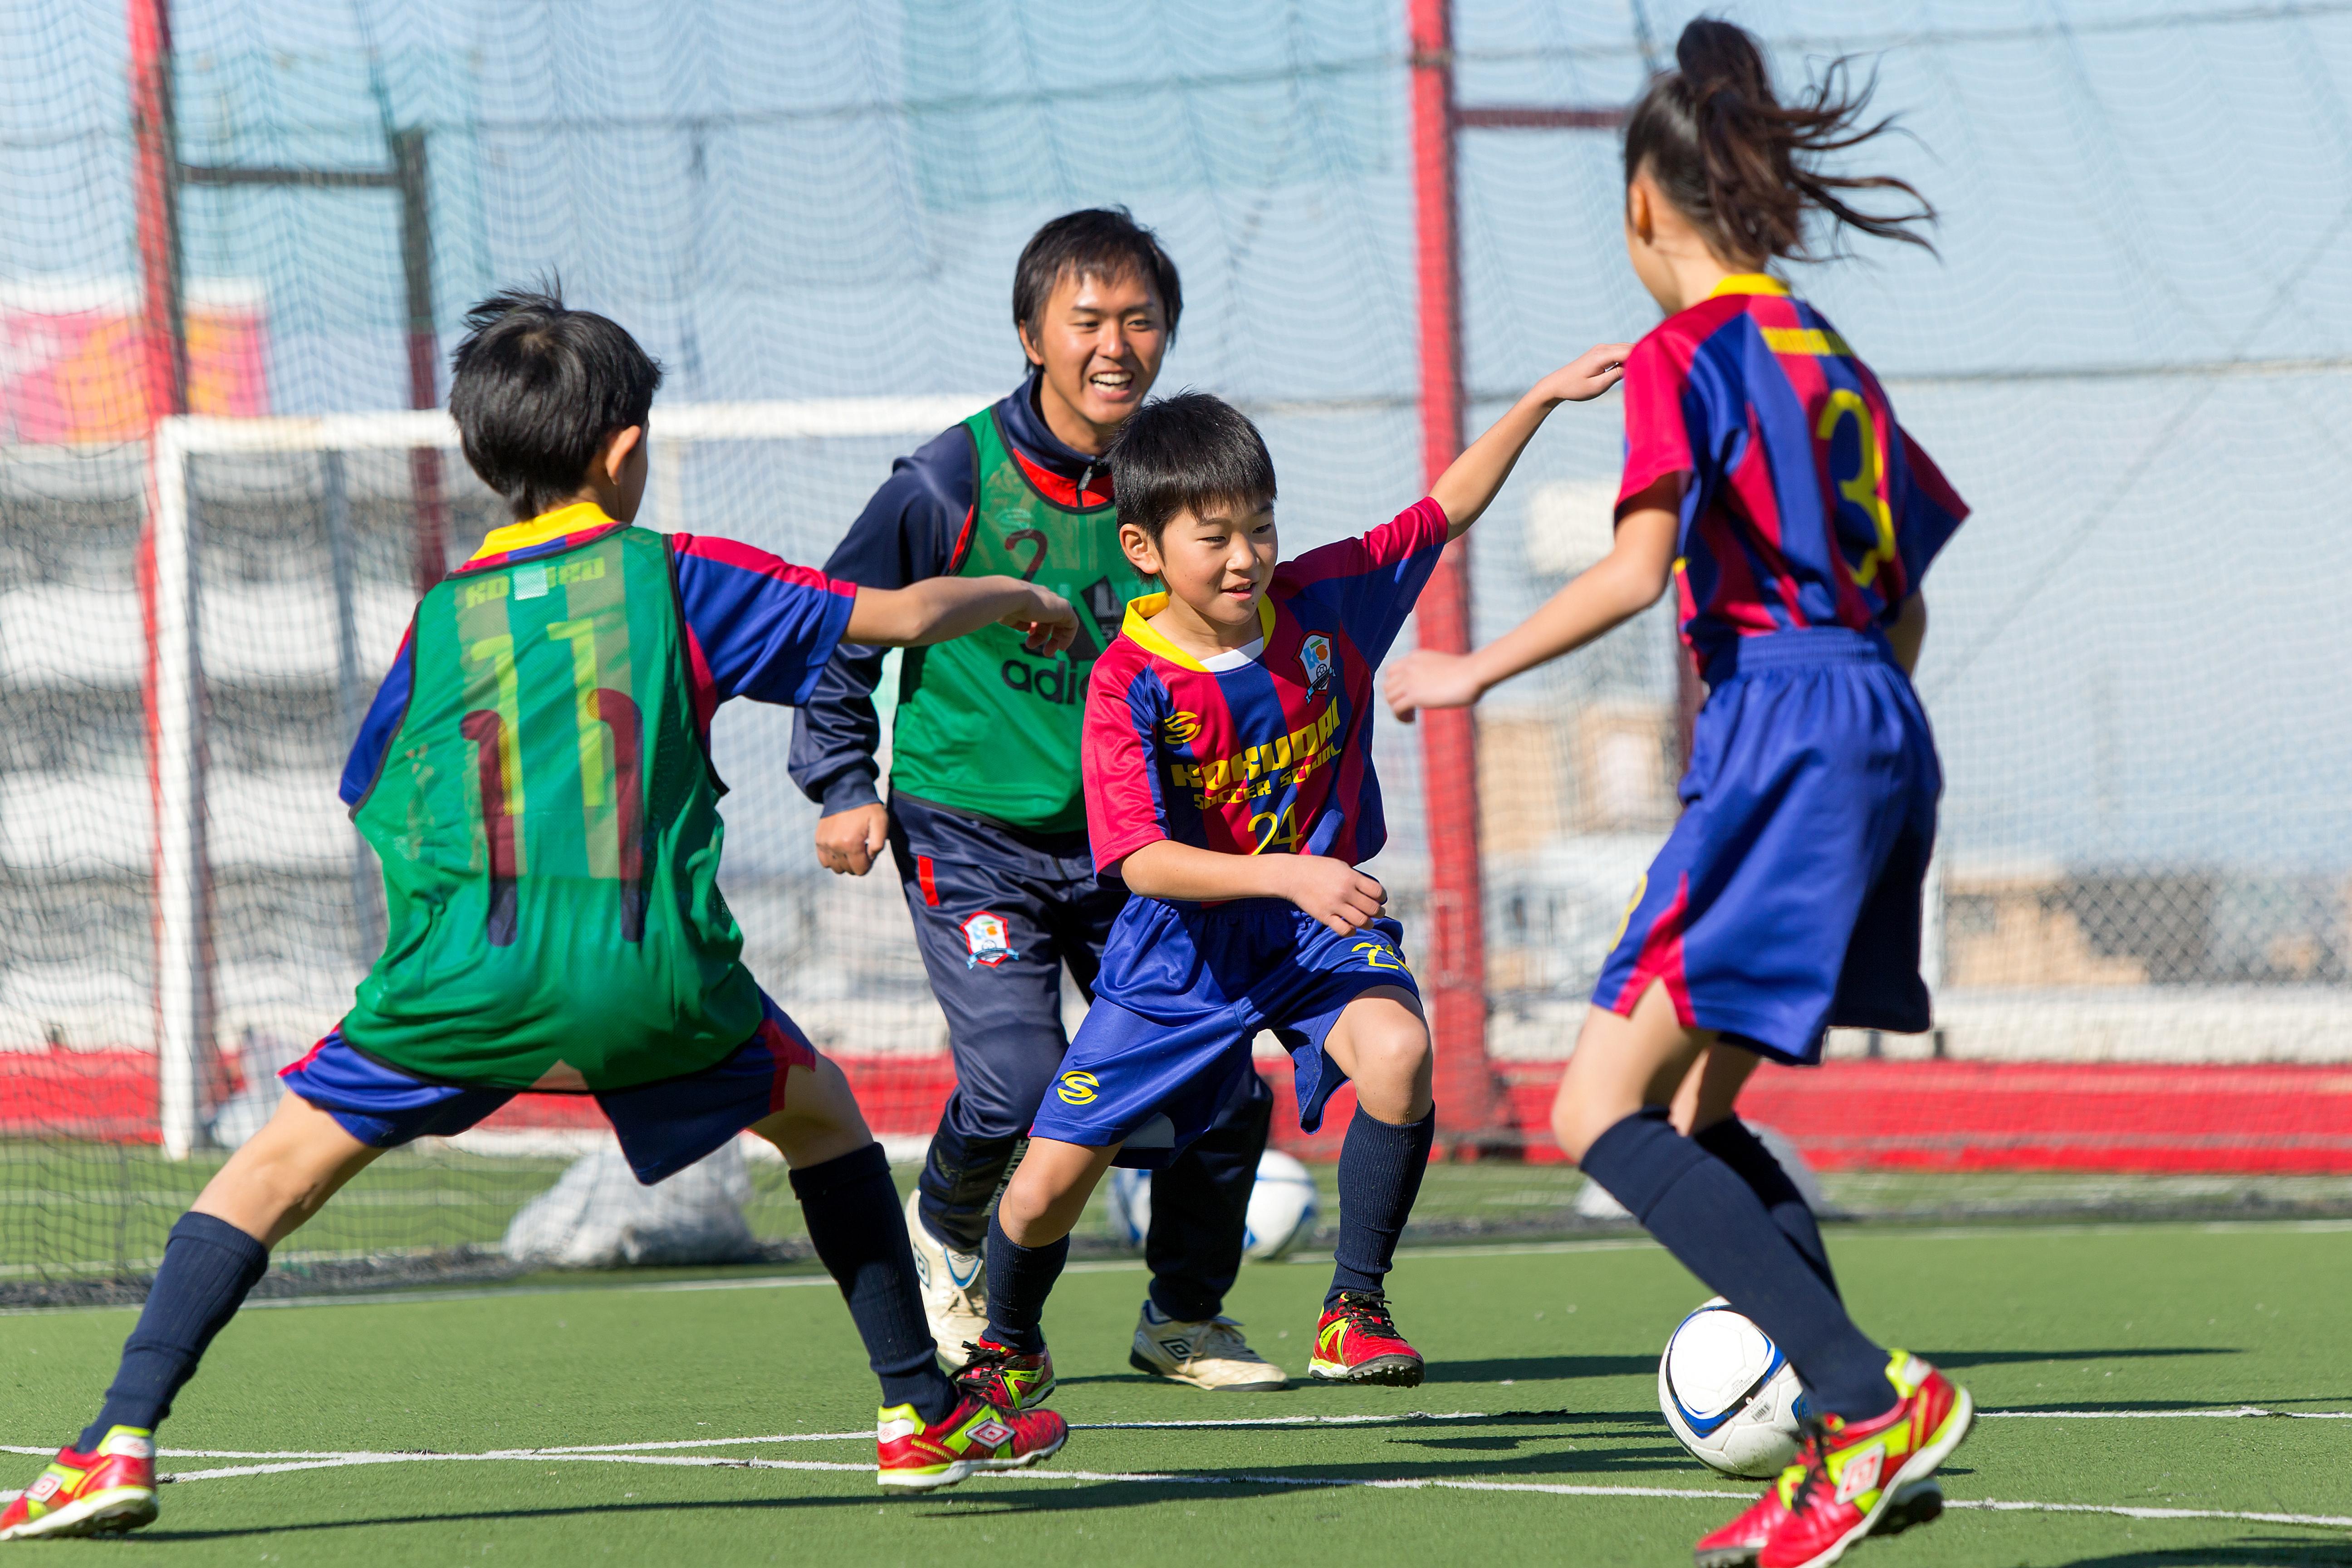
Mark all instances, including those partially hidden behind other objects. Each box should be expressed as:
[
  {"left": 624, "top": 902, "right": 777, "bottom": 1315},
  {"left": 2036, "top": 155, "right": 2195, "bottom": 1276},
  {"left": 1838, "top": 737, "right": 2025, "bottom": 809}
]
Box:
[
  {"left": 447, "top": 282, "right": 664, "bottom": 520},
  {"left": 1012, "top": 206, "right": 1183, "bottom": 345},
  {"left": 1104, "top": 391, "right": 1275, "bottom": 545},
  {"left": 1623, "top": 18, "right": 1935, "bottom": 268}
]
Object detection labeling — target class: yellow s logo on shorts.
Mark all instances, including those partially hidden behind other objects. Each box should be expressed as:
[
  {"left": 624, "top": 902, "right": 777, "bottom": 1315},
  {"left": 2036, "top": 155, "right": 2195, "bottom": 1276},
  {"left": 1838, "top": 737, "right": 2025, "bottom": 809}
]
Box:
[{"left": 1056, "top": 1071, "right": 1100, "bottom": 1106}]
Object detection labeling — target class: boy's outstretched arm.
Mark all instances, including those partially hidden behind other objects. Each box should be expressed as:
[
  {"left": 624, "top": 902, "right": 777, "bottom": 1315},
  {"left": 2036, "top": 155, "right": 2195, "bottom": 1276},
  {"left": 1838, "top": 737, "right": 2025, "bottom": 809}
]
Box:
[
  {"left": 1386, "top": 477, "right": 1680, "bottom": 720},
  {"left": 845, "top": 575, "right": 1078, "bottom": 653},
  {"left": 1116, "top": 841, "right": 1388, "bottom": 937},
  {"left": 1428, "top": 343, "right": 1631, "bottom": 539}
]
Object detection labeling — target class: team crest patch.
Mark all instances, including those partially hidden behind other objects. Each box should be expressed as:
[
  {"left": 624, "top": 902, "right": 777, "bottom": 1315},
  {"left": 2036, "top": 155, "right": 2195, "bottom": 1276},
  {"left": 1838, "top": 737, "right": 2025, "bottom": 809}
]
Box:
[
  {"left": 960, "top": 911, "right": 1019, "bottom": 969},
  {"left": 1057, "top": 1071, "right": 1099, "bottom": 1105},
  {"left": 1299, "top": 633, "right": 1335, "bottom": 692},
  {"left": 1161, "top": 710, "right": 1202, "bottom": 745}
]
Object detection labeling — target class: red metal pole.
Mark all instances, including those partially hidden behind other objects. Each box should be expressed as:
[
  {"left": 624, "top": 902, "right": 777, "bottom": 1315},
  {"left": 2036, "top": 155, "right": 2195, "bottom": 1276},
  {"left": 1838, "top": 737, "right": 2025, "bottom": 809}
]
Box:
[
  {"left": 129, "top": 0, "right": 182, "bottom": 425},
  {"left": 1408, "top": 0, "right": 1503, "bottom": 1155},
  {"left": 133, "top": 0, "right": 211, "bottom": 1124},
  {"left": 395, "top": 128, "right": 448, "bottom": 594}
]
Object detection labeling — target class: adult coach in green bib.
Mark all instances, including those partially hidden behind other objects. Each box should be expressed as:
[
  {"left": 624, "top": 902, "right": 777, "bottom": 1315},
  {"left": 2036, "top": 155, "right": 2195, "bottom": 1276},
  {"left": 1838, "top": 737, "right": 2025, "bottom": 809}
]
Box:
[{"left": 790, "top": 209, "right": 1283, "bottom": 1394}]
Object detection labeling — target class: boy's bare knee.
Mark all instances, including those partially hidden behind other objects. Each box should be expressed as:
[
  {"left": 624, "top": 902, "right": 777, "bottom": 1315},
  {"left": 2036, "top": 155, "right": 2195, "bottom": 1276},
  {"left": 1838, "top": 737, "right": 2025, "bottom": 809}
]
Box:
[{"left": 756, "top": 1057, "right": 874, "bottom": 1167}]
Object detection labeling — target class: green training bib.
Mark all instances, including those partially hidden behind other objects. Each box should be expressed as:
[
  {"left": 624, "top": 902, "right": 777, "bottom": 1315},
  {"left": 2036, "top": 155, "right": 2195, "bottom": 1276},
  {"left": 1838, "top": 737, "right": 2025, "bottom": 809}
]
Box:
[
  {"left": 883, "top": 406, "right": 1157, "bottom": 832},
  {"left": 341, "top": 526, "right": 762, "bottom": 1090}
]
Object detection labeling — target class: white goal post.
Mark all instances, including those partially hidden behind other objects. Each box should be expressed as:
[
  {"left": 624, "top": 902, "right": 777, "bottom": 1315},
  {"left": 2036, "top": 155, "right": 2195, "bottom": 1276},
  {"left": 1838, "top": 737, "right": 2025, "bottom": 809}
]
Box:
[{"left": 148, "top": 397, "right": 992, "bottom": 1158}]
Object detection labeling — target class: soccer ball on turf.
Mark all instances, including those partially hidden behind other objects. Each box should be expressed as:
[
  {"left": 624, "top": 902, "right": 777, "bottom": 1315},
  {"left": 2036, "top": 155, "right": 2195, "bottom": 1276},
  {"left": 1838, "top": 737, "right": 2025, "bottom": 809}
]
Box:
[
  {"left": 1103, "top": 1150, "right": 1321, "bottom": 1262},
  {"left": 1658, "top": 1297, "right": 1811, "bottom": 1477}
]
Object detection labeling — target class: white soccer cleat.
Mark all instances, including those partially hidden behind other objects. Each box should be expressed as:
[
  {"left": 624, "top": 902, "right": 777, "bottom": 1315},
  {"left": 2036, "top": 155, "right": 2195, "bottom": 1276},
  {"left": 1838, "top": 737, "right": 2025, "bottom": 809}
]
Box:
[
  {"left": 903, "top": 1189, "right": 988, "bottom": 1371},
  {"left": 1129, "top": 1299, "right": 1290, "bottom": 1391}
]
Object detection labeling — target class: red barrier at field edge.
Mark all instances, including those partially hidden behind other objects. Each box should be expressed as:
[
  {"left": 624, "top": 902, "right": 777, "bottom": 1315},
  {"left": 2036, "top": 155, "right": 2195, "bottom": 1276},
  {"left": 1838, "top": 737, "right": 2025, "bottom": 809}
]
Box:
[{"left": 5, "top": 1052, "right": 2347, "bottom": 1173}]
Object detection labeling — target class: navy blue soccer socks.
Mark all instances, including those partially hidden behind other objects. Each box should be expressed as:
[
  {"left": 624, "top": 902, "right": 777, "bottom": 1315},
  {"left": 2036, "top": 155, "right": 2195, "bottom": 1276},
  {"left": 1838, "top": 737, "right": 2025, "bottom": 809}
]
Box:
[
  {"left": 1326, "top": 1104, "right": 1436, "bottom": 1308},
  {"left": 791, "top": 1142, "right": 957, "bottom": 1422},
  {"left": 83, "top": 1211, "right": 270, "bottom": 1448},
  {"left": 1694, "top": 1113, "right": 1840, "bottom": 1299},
  {"left": 983, "top": 1214, "right": 1071, "bottom": 1354},
  {"left": 1581, "top": 1107, "right": 1896, "bottom": 1421}
]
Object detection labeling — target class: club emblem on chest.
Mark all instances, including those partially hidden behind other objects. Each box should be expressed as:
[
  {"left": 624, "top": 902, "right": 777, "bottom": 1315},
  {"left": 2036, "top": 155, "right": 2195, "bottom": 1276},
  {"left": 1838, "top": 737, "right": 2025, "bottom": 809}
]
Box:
[{"left": 1299, "top": 633, "right": 1336, "bottom": 693}]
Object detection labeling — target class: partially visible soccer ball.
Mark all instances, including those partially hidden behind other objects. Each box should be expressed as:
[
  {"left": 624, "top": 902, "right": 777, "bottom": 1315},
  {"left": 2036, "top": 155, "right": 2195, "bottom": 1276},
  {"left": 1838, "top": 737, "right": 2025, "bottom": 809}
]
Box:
[
  {"left": 1101, "top": 1151, "right": 1322, "bottom": 1263},
  {"left": 1241, "top": 1149, "right": 1320, "bottom": 1261},
  {"left": 1658, "top": 1297, "right": 1810, "bottom": 1477},
  {"left": 1105, "top": 1166, "right": 1152, "bottom": 1250}
]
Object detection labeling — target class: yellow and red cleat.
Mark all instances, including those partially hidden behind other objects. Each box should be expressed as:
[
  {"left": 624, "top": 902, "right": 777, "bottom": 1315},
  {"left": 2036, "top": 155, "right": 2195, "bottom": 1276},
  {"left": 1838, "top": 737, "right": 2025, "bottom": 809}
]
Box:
[
  {"left": 1308, "top": 1290, "right": 1425, "bottom": 1387},
  {"left": 1697, "top": 1352, "right": 1972, "bottom": 1568},
  {"left": 0, "top": 1426, "right": 160, "bottom": 1540},
  {"left": 876, "top": 1393, "right": 1067, "bottom": 1491},
  {"left": 953, "top": 1337, "right": 1057, "bottom": 1411},
  {"left": 1694, "top": 1463, "right": 1943, "bottom": 1568}
]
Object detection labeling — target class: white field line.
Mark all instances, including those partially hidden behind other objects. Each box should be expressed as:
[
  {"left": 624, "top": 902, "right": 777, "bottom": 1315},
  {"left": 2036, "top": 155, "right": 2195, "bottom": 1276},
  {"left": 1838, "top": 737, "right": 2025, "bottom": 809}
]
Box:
[
  {"left": 4, "top": 1400, "right": 2344, "bottom": 1470},
  {"left": 9, "top": 1442, "right": 2352, "bottom": 1533}
]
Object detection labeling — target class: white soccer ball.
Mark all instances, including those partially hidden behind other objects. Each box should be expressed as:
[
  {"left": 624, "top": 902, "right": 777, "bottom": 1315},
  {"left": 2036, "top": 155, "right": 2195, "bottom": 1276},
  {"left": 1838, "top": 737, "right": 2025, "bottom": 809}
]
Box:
[
  {"left": 1658, "top": 1297, "right": 1810, "bottom": 1477},
  {"left": 1105, "top": 1166, "right": 1152, "bottom": 1250},
  {"left": 1101, "top": 1151, "right": 1322, "bottom": 1262},
  {"left": 1242, "top": 1149, "right": 1320, "bottom": 1261}
]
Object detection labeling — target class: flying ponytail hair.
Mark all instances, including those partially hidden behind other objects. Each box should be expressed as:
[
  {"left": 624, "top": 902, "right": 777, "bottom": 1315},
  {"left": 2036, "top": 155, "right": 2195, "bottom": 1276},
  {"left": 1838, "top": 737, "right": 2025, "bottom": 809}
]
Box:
[{"left": 1623, "top": 18, "right": 1935, "bottom": 267}]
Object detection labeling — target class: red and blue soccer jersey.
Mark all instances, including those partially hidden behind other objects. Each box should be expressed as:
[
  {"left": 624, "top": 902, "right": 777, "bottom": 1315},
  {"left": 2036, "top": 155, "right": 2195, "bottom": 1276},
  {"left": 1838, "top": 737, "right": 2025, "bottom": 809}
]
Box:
[
  {"left": 1082, "top": 498, "right": 1447, "bottom": 876},
  {"left": 340, "top": 501, "right": 856, "bottom": 804},
  {"left": 1619, "top": 274, "right": 1969, "bottom": 672}
]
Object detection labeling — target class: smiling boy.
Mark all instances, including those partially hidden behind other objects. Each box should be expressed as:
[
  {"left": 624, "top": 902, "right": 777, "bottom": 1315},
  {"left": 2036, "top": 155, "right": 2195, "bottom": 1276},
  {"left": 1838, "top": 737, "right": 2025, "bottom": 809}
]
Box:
[{"left": 950, "top": 348, "right": 1628, "bottom": 1408}]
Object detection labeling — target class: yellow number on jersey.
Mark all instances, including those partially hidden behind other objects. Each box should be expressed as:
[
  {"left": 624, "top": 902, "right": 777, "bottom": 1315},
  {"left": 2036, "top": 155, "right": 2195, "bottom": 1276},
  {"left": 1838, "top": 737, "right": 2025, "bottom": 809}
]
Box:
[{"left": 1815, "top": 388, "right": 1898, "bottom": 588}]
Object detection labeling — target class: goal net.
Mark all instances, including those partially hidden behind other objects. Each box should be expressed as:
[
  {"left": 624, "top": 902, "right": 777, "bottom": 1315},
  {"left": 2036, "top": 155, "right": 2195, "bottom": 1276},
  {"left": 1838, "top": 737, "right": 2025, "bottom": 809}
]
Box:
[{"left": 3, "top": 0, "right": 2348, "bottom": 1300}]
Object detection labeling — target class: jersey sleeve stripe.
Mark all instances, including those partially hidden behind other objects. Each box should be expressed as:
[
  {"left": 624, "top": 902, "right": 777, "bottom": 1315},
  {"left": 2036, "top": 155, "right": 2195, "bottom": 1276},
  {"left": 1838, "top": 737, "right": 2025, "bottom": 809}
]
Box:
[{"left": 671, "top": 532, "right": 858, "bottom": 597}]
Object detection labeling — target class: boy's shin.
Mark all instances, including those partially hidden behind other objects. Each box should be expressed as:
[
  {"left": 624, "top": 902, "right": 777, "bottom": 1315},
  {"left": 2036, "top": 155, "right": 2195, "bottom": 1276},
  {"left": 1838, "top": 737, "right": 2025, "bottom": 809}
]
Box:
[
  {"left": 1326, "top": 1103, "right": 1436, "bottom": 1307},
  {"left": 790, "top": 1142, "right": 956, "bottom": 1422},
  {"left": 81, "top": 1212, "right": 270, "bottom": 1450}
]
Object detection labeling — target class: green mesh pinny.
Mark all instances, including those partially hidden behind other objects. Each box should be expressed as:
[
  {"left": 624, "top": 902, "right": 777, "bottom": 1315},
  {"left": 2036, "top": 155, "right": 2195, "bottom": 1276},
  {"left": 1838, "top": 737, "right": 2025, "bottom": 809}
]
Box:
[{"left": 340, "top": 526, "right": 763, "bottom": 1091}]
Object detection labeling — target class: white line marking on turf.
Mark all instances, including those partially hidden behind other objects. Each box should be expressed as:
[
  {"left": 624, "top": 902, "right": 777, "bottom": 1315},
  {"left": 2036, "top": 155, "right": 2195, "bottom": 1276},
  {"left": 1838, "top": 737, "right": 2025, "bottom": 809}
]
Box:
[
  {"left": 1982, "top": 1406, "right": 2352, "bottom": 1420},
  {"left": 15, "top": 1429, "right": 2352, "bottom": 1533},
  {"left": 125, "top": 1450, "right": 2352, "bottom": 1530},
  {"left": 1947, "top": 1500, "right": 2352, "bottom": 1528}
]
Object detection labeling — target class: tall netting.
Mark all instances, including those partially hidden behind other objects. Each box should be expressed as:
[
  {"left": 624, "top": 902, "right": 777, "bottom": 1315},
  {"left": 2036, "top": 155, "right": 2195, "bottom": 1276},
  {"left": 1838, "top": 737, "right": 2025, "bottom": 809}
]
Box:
[{"left": 3, "top": 0, "right": 2349, "bottom": 1298}]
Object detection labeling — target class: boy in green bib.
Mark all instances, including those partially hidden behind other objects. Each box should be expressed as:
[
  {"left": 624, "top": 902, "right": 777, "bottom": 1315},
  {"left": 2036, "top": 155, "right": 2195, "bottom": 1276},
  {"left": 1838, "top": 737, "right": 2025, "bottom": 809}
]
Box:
[{"left": 0, "top": 289, "right": 1077, "bottom": 1541}]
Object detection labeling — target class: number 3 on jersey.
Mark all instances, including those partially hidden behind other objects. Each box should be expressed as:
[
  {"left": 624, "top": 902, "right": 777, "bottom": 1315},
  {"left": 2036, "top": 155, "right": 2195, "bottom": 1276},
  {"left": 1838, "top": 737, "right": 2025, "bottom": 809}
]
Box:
[{"left": 1815, "top": 388, "right": 1898, "bottom": 590}]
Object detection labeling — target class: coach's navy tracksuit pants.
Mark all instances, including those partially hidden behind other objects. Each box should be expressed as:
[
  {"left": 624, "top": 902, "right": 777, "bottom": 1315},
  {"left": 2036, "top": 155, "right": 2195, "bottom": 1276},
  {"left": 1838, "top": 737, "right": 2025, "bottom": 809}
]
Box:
[{"left": 887, "top": 793, "right": 1272, "bottom": 1323}]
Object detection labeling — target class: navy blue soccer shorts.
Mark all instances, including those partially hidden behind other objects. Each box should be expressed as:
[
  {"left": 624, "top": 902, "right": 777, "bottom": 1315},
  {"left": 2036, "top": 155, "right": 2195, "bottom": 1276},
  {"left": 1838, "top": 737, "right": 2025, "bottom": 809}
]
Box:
[
  {"left": 1594, "top": 627, "right": 1939, "bottom": 1066},
  {"left": 1028, "top": 897, "right": 1420, "bottom": 1169},
  {"left": 279, "top": 989, "right": 820, "bottom": 1185}
]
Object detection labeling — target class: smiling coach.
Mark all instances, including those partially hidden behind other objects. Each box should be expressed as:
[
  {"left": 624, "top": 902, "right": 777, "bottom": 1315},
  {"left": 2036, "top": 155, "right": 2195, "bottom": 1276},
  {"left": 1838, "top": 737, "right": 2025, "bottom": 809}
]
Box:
[{"left": 788, "top": 208, "right": 1283, "bottom": 1393}]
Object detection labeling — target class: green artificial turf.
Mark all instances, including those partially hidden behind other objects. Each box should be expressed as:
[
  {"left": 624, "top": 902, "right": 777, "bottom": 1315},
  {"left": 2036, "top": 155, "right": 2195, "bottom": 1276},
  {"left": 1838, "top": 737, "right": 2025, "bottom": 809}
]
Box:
[{"left": 2, "top": 1219, "right": 2348, "bottom": 1565}]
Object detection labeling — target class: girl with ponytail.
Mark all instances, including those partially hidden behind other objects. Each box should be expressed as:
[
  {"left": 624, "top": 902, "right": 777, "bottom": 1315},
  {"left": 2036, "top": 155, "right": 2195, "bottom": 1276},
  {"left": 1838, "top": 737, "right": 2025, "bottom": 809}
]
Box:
[{"left": 1387, "top": 19, "right": 1974, "bottom": 1568}]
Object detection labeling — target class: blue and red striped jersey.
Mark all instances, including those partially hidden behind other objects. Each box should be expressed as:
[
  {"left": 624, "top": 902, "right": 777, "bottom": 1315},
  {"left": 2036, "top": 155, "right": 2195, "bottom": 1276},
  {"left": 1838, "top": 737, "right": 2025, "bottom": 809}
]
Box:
[
  {"left": 1083, "top": 498, "right": 1447, "bottom": 874},
  {"left": 1618, "top": 274, "right": 1969, "bottom": 671},
  {"left": 340, "top": 502, "right": 856, "bottom": 804}
]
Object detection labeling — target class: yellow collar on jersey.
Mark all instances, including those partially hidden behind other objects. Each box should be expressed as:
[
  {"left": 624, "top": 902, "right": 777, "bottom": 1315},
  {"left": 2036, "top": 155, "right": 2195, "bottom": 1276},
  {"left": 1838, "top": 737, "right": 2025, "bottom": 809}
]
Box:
[
  {"left": 1708, "top": 272, "right": 1790, "bottom": 299},
  {"left": 1121, "top": 592, "right": 1278, "bottom": 673},
  {"left": 472, "top": 501, "right": 620, "bottom": 563}
]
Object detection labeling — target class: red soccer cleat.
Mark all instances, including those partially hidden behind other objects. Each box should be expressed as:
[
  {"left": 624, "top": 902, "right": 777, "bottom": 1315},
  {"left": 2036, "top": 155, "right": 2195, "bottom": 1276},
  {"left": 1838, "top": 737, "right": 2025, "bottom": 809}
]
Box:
[
  {"left": 875, "top": 1393, "right": 1067, "bottom": 1491},
  {"left": 1693, "top": 1451, "right": 1943, "bottom": 1568},
  {"left": 0, "top": 1427, "right": 160, "bottom": 1540},
  {"left": 953, "top": 1337, "right": 1057, "bottom": 1411},
  {"left": 1308, "top": 1291, "right": 1425, "bottom": 1387},
  {"left": 1743, "top": 1353, "right": 1971, "bottom": 1568}
]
